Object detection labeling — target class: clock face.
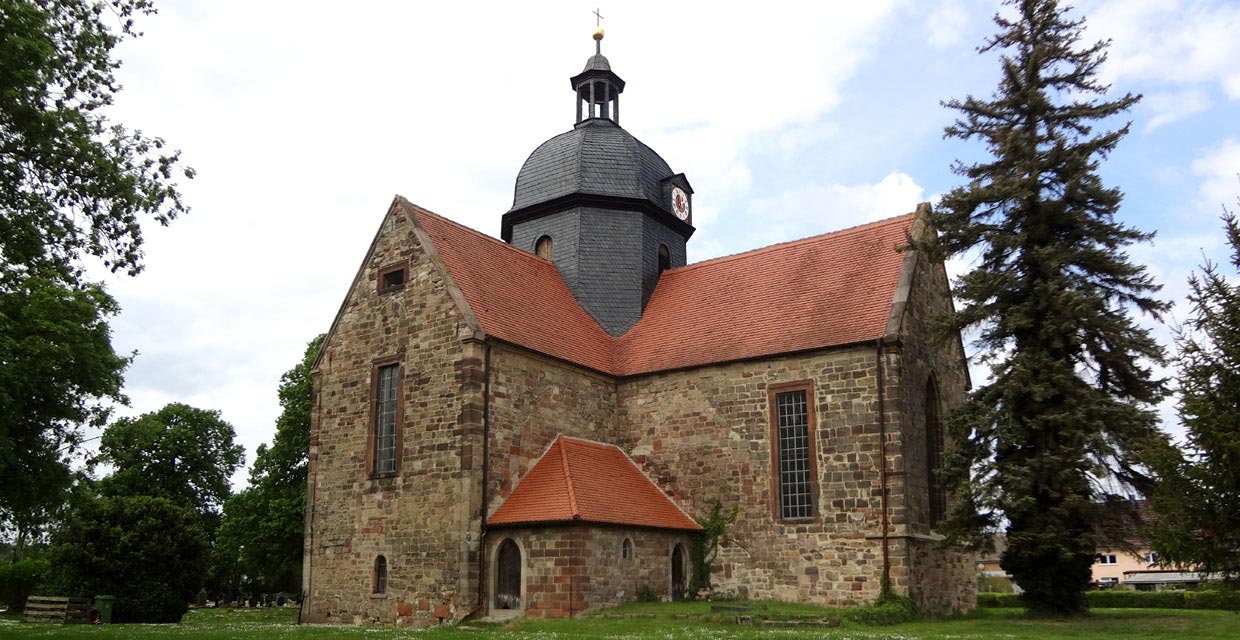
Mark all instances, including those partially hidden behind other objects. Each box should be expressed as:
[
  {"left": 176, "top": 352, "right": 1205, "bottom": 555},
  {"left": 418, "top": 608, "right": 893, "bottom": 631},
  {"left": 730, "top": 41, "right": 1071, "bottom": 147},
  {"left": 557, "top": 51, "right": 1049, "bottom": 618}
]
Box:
[{"left": 671, "top": 186, "right": 690, "bottom": 221}]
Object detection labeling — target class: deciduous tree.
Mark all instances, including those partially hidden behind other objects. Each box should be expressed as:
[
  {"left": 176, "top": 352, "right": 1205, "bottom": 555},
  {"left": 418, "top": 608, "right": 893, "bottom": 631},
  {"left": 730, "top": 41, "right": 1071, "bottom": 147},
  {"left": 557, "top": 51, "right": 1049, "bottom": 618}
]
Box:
[
  {"left": 47, "top": 495, "right": 206, "bottom": 623},
  {"left": 922, "top": 0, "right": 1170, "bottom": 614},
  {"left": 1, "top": 0, "right": 193, "bottom": 281},
  {"left": 0, "top": 276, "right": 127, "bottom": 550},
  {"left": 96, "top": 403, "right": 243, "bottom": 521},
  {"left": 214, "top": 335, "right": 323, "bottom": 594}
]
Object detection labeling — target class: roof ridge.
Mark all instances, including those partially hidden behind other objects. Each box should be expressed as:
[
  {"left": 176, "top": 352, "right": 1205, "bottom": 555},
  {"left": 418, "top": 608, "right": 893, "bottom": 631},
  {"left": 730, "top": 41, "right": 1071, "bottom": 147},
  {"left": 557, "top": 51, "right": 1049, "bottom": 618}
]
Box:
[
  {"left": 409, "top": 203, "right": 560, "bottom": 267},
  {"left": 668, "top": 212, "right": 915, "bottom": 275},
  {"left": 556, "top": 436, "right": 580, "bottom": 519},
  {"left": 559, "top": 435, "right": 620, "bottom": 450}
]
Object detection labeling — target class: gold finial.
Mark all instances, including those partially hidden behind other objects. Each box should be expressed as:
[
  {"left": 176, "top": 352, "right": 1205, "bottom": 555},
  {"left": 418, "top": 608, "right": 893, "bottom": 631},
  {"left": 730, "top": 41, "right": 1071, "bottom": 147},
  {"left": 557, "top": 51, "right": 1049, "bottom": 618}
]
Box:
[{"left": 592, "top": 27, "right": 604, "bottom": 41}]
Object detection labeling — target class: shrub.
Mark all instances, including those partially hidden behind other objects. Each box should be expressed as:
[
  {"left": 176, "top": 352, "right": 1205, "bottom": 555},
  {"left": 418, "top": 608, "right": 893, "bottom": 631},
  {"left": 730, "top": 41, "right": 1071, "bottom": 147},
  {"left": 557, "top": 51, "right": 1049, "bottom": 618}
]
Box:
[
  {"left": 847, "top": 593, "right": 916, "bottom": 626},
  {"left": 1088, "top": 589, "right": 1185, "bottom": 609},
  {"left": 636, "top": 585, "right": 659, "bottom": 603},
  {"left": 979, "top": 588, "right": 1240, "bottom": 611},
  {"left": 1185, "top": 589, "right": 1240, "bottom": 611},
  {"left": 46, "top": 495, "right": 207, "bottom": 623},
  {"left": 0, "top": 559, "right": 50, "bottom": 610},
  {"left": 976, "top": 592, "right": 1024, "bottom": 608}
]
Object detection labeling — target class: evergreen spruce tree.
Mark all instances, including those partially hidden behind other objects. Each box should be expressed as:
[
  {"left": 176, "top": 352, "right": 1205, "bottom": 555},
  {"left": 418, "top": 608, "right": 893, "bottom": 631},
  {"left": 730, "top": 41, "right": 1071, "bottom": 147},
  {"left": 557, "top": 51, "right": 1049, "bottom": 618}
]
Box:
[
  {"left": 923, "top": 0, "right": 1169, "bottom": 614},
  {"left": 1148, "top": 203, "right": 1240, "bottom": 582}
]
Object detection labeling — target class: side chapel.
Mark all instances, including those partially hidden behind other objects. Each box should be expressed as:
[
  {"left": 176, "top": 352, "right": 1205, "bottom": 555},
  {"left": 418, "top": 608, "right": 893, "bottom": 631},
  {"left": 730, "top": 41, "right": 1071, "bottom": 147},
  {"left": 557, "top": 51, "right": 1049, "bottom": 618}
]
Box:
[{"left": 301, "top": 30, "right": 976, "bottom": 626}]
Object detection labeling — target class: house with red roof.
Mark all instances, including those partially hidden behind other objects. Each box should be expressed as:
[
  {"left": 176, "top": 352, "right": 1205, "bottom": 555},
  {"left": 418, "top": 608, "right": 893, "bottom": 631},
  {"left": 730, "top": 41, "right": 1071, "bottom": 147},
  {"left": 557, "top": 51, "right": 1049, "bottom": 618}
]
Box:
[{"left": 301, "top": 32, "right": 976, "bottom": 626}]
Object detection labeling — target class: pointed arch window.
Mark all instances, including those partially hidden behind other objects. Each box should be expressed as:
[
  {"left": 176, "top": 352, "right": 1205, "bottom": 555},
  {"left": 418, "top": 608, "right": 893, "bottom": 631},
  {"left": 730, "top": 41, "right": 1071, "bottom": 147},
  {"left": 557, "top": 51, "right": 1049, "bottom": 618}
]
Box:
[
  {"left": 926, "top": 376, "right": 948, "bottom": 527},
  {"left": 657, "top": 244, "right": 670, "bottom": 274},
  {"left": 621, "top": 537, "right": 634, "bottom": 561}
]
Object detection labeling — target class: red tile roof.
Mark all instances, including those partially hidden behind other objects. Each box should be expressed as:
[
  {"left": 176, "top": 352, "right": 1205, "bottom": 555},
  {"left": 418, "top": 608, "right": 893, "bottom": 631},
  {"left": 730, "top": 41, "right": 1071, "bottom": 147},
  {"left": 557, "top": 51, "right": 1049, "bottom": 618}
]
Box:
[
  {"left": 415, "top": 208, "right": 616, "bottom": 373},
  {"left": 486, "top": 435, "right": 702, "bottom": 530},
  {"left": 409, "top": 203, "right": 914, "bottom": 376},
  {"left": 617, "top": 216, "right": 914, "bottom": 374}
]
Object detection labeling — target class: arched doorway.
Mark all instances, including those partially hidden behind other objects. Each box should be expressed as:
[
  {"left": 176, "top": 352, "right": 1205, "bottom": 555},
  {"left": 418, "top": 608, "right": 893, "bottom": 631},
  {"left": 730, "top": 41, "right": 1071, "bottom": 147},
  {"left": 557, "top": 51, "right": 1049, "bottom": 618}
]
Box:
[
  {"left": 671, "top": 544, "right": 688, "bottom": 600},
  {"left": 495, "top": 539, "right": 521, "bottom": 610}
]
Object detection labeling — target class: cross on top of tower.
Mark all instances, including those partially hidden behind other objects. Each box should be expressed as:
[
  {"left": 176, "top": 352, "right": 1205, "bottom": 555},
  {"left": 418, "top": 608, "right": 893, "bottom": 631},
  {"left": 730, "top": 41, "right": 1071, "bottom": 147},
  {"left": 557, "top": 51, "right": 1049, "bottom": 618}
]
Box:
[{"left": 593, "top": 8, "right": 604, "bottom": 27}]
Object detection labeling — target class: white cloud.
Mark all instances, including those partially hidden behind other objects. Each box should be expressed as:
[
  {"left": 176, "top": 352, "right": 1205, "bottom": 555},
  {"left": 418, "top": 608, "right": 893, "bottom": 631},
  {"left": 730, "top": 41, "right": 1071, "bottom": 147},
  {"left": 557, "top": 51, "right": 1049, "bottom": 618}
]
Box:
[
  {"left": 925, "top": 0, "right": 971, "bottom": 49},
  {"left": 1087, "top": 0, "right": 1240, "bottom": 99},
  {"left": 1143, "top": 89, "right": 1213, "bottom": 132},
  {"left": 1191, "top": 139, "right": 1240, "bottom": 207},
  {"left": 94, "top": 1, "right": 904, "bottom": 486},
  {"left": 734, "top": 172, "right": 926, "bottom": 250}
]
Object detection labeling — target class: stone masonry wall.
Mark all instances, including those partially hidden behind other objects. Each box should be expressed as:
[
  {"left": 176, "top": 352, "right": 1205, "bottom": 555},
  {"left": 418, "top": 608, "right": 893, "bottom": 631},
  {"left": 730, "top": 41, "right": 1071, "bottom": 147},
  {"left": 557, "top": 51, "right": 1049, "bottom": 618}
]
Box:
[
  {"left": 891, "top": 250, "right": 976, "bottom": 614},
  {"left": 617, "top": 348, "right": 892, "bottom": 607},
  {"left": 485, "top": 526, "right": 693, "bottom": 618},
  {"left": 486, "top": 345, "right": 626, "bottom": 516},
  {"left": 303, "top": 205, "right": 484, "bottom": 626}
]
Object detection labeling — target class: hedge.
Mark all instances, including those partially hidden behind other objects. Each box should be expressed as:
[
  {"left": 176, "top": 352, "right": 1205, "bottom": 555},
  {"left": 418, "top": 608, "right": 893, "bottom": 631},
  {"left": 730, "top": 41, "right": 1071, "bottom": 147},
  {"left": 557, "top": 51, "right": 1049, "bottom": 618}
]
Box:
[
  {"left": 0, "top": 559, "right": 49, "bottom": 611},
  {"left": 978, "top": 589, "right": 1240, "bottom": 611}
]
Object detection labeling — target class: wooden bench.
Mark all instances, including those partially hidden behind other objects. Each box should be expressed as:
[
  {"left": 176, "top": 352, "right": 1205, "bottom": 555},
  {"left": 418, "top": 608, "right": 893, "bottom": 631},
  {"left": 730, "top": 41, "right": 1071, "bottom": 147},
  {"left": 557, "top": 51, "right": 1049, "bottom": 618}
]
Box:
[{"left": 23, "top": 596, "right": 91, "bottom": 624}]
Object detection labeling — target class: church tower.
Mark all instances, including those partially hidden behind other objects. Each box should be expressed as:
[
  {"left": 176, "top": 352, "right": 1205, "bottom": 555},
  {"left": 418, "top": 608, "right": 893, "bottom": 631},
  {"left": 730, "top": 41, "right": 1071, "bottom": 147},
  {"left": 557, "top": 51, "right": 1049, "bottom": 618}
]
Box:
[{"left": 501, "top": 29, "right": 695, "bottom": 336}]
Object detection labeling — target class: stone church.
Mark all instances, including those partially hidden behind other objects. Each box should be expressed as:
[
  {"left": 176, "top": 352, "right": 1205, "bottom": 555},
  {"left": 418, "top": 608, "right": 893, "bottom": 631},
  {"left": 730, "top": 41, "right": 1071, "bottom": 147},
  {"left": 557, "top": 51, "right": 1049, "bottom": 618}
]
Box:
[{"left": 301, "top": 32, "right": 976, "bottom": 626}]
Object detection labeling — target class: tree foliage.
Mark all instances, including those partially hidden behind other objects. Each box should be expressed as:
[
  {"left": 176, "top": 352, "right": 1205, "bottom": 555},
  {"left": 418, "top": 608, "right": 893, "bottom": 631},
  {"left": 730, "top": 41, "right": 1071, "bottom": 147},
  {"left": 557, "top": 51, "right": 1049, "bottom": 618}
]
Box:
[
  {"left": 0, "top": 276, "right": 127, "bottom": 551},
  {"left": 1, "top": 0, "right": 192, "bottom": 556},
  {"left": 46, "top": 495, "right": 206, "bottom": 623},
  {"left": 214, "top": 335, "right": 323, "bottom": 595},
  {"left": 1148, "top": 202, "right": 1240, "bottom": 582},
  {"left": 96, "top": 403, "right": 243, "bottom": 519},
  {"left": 921, "top": 0, "right": 1169, "bottom": 615},
  {"left": 0, "top": 0, "right": 193, "bottom": 281}
]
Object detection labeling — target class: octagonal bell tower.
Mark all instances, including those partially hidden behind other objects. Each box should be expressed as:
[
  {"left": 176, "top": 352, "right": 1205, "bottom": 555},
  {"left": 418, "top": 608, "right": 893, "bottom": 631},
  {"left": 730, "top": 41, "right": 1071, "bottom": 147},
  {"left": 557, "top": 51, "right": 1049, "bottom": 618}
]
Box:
[{"left": 501, "top": 29, "right": 695, "bottom": 337}]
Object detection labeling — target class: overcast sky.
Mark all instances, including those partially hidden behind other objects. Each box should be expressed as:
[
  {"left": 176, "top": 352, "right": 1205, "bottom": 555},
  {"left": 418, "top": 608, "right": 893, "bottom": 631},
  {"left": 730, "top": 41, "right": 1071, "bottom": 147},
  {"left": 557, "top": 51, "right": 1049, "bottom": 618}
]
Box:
[{"left": 90, "top": 0, "right": 1240, "bottom": 487}]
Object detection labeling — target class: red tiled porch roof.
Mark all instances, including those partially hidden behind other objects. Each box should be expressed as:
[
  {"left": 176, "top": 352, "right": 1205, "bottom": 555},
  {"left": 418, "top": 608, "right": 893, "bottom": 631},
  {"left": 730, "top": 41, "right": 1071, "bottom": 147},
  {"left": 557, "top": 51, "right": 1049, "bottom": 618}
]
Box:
[
  {"left": 486, "top": 435, "right": 702, "bottom": 531},
  {"left": 409, "top": 203, "right": 914, "bottom": 377}
]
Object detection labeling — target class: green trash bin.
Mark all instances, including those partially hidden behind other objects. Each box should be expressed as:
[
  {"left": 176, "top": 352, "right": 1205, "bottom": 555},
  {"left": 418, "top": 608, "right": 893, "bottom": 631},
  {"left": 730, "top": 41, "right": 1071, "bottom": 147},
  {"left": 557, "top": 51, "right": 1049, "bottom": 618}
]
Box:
[{"left": 94, "top": 595, "right": 116, "bottom": 624}]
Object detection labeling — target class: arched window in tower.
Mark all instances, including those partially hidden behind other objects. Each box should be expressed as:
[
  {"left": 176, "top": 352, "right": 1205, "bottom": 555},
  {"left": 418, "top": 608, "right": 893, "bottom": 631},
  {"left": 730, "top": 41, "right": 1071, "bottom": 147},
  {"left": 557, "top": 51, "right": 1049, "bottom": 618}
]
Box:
[
  {"left": 926, "top": 375, "right": 948, "bottom": 528},
  {"left": 495, "top": 539, "right": 522, "bottom": 610},
  {"left": 535, "top": 235, "right": 554, "bottom": 260},
  {"left": 373, "top": 555, "right": 388, "bottom": 594},
  {"left": 658, "top": 244, "right": 670, "bottom": 275}
]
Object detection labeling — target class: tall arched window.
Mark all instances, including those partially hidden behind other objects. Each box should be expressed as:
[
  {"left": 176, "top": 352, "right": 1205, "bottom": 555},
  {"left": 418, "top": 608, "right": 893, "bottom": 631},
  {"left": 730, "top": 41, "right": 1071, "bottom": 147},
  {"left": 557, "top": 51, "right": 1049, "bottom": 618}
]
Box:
[
  {"left": 657, "top": 244, "right": 670, "bottom": 274},
  {"left": 373, "top": 555, "right": 388, "bottom": 594},
  {"left": 495, "top": 539, "right": 521, "bottom": 610},
  {"left": 535, "top": 235, "right": 554, "bottom": 260},
  {"left": 621, "top": 537, "right": 634, "bottom": 561},
  {"left": 926, "top": 376, "right": 947, "bottom": 527}
]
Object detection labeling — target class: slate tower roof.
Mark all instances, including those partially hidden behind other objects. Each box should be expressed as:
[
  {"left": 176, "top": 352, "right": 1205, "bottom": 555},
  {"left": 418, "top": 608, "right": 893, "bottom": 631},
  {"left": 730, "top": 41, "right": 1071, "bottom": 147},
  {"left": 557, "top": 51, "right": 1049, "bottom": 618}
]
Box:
[
  {"left": 501, "top": 31, "right": 695, "bottom": 337},
  {"left": 505, "top": 120, "right": 678, "bottom": 221}
]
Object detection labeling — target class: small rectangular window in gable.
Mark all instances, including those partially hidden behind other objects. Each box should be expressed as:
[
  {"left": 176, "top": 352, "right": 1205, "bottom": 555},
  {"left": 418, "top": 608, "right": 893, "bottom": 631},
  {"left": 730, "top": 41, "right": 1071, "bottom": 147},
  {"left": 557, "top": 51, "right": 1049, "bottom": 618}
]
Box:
[{"left": 378, "top": 263, "right": 407, "bottom": 293}]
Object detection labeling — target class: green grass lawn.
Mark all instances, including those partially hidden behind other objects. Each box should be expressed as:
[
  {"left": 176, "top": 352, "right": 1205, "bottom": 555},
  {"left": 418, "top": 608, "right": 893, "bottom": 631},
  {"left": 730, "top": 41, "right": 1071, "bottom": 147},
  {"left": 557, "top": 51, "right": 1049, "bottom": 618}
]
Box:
[{"left": 0, "top": 603, "right": 1237, "bottom": 639}]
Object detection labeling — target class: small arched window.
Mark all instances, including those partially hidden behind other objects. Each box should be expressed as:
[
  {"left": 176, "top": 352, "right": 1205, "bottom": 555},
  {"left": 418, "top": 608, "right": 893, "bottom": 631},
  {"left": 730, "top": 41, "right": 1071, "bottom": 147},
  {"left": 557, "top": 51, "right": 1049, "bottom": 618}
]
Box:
[
  {"left": 496, "top": 539, "right": 522, "bottom": 609},
  {"left": 373, "top": 555, "right": 388, "bottom": 594},
  {"left": 671, "top": 544, "right": 688, "bottom": 601},
  {"left": 926, "top": 376, "right": 947, "bottom": 527},
  {"left": 535, "top": 235, "right": 554, "bottom": 260},
  {"left": 621, "top": 537, "right": 634, "bottom": 561},
  {"left": 657, "top": 244, "right": 670, "bottom": 274}
]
